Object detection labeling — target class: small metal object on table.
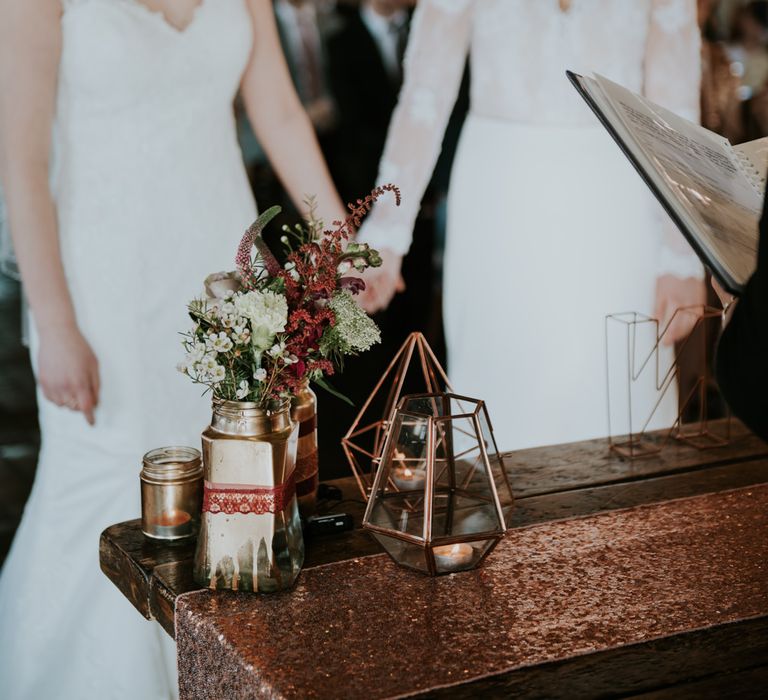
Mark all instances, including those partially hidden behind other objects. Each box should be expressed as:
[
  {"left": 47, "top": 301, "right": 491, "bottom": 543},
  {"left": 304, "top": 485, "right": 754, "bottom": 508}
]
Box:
[{"left": 99, "top": 419, "right": 768, "bottom": 698}]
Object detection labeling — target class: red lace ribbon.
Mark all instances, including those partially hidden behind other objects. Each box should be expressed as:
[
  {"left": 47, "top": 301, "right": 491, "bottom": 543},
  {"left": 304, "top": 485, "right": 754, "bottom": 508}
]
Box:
[{"left": 202, "top": 474, "right": 296, "bottom": 515}]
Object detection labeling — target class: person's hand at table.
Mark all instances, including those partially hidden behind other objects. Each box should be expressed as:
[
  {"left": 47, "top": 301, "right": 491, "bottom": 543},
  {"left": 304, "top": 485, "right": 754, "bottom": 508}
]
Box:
[
  {"left": 654, "top": 274, "right": 707, "bottom": 345},
  {"left": 357, "top": 247, "right": 405, "bottom": 314}
]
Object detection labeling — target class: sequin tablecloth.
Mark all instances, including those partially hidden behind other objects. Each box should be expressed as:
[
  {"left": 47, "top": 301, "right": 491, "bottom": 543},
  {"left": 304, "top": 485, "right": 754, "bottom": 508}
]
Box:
[{"left": 175, "top": 484, "right": 768, "bottom": 699}]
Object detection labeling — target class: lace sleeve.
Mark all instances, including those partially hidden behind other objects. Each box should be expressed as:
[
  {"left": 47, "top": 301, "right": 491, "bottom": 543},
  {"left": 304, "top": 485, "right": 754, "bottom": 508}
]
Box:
[
  {"left": 356, "top": 0, "right": 475, "bottom": 255},
  {"left": 644, "top": 0, "right": 705, "bottom": 279}
]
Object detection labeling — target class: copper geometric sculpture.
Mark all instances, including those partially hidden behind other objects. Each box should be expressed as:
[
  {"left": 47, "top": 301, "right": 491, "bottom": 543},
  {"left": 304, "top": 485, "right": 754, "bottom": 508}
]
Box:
[
  {"left": 342, "top": 333, "right": 452, "bottom": 500},
  {"left": 362, "top": 393, "right": 513, "bottom": 576}
]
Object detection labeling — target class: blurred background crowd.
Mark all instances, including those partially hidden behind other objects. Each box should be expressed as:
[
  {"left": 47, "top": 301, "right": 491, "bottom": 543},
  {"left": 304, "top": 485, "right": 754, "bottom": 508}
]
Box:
[{"left": 1, "top": 0, "right": 768, "bottom": 564}]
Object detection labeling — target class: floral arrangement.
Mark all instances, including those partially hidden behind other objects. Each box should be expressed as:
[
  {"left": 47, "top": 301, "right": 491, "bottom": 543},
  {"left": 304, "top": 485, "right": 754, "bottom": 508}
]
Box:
[{"left": 178, "top": 185, "right": 400, "bottom": 407}]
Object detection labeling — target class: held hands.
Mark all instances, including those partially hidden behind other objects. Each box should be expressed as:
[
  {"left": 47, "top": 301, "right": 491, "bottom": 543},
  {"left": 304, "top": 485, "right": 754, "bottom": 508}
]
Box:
[
  {"left": 654, "top": 274, "right": 707, "bottom": 346},
  {"left": 38, "top": 323, "right": 100, "bottom": 425},
  {"left": 357, "top": 247, "right": 406, "bottom": 314}
]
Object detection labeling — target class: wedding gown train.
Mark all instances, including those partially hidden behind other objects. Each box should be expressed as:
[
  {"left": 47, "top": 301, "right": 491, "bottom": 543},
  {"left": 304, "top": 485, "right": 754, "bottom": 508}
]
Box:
[{"left": 0, "top": 1, "right": 257, "bottom": 697}]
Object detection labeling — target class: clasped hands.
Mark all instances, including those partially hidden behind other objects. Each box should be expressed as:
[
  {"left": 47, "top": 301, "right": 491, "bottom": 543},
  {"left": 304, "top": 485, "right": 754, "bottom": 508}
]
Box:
[{"left": 356, "top": 247, "right": 405, "bottom": 314}]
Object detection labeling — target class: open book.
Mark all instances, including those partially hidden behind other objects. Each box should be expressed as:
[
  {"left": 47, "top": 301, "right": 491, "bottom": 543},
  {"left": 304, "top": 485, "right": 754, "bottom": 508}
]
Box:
[{"left": 568, "top": 71, "right": 764, "bottom": 295}]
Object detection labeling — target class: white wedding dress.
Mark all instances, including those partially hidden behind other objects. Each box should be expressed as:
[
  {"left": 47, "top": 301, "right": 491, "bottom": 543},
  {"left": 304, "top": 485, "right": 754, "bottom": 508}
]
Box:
[
  {"left": 359, "top": 0, "right": 704, "bottom": 451},
  {"left": 0, "top": 1, "right": 257, "bottom": 698}
]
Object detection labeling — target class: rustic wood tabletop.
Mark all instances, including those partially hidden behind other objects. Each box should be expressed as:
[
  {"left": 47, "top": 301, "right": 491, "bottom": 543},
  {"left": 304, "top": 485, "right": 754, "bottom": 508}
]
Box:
[{"left": 100, "top": 419, "right": 768, "bottom": 698}]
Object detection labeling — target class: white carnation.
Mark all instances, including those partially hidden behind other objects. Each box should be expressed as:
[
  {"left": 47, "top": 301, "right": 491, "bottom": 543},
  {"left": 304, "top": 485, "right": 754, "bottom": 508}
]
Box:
[{"left": 233, "top": 290, "right": 288, "bottom": 351}]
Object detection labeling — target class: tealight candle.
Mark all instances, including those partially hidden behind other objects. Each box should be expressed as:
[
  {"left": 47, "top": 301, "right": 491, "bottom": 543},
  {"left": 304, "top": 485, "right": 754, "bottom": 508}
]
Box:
[
  {"left": 150, "top": 510, "right": 193, "bottom": 539},
  {"left": 391, "top": 465, "right": 427, "bottom": 491},
  {"left": 433, "top": 543, "right": 474, "bottom": 572},
  {"left": 140, "top": 446, "right": 203, "bottom": 541}
]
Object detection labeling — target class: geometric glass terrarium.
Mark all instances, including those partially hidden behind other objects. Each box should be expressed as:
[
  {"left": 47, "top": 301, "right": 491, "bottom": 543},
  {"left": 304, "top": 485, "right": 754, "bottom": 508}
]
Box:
[{"left": 362, "top": 393, "right": 514, "bottom": 575}]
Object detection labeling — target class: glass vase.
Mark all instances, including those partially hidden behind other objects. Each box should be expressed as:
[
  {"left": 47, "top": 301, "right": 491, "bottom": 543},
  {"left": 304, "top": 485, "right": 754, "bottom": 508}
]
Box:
[
  {"left": 291, "top": 379, "right": 319, "bottom": 518},
  {"left": 193, "top": 398, "right": 304, "bottom": 592}
]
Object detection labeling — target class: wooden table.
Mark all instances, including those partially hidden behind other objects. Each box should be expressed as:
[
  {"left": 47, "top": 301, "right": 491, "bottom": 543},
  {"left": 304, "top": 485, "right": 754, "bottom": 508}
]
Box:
[{"left": 100, "top": 419, "right": 768, "bottom": 698}]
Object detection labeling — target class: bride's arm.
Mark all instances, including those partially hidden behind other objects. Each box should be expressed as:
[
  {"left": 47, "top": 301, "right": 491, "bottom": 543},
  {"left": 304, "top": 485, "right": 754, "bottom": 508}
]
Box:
[
  {"left": 643, "top": 0, "right": 706, "bottom": 343},
  {"left": 0, "top": 0, "right": 99, "bottom": 422},
  {"left": 240, "top": 0, "right": 345, "bottom": 227},
  {"left": 355, "top": 0, "right": 474, "bottom": 312}
]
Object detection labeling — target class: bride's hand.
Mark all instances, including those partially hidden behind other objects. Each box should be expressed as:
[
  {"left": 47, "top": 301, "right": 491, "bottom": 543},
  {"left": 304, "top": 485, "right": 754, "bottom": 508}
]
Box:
[
  {"left": 654, "top": 274, "right": 706, "bottom": 346},
  {"left": 37, "top": 323, "right": 100, "bottom": 425},
  {"left": 358, "top": 248, "right": 405, "bottom": 314}
]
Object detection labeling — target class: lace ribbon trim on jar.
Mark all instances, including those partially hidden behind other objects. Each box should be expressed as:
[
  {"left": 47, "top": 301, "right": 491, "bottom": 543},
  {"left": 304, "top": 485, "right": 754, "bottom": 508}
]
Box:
[{"left": 202, "top": 474, "right": 296, "bottom": 515}]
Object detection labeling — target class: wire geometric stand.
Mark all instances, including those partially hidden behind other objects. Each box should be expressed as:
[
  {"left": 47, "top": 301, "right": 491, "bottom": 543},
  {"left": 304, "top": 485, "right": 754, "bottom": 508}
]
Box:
[
  {"left": 342, "top": 332, "right": 452, "bottom": 500},
  {"left": 606, "top": 305, "right": 730, "bottom": 459}
]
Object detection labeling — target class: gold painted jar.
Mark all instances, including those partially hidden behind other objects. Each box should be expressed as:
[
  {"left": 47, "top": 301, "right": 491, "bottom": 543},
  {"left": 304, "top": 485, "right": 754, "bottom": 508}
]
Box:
[
  {"left": 291, "top": 379, "right": 319, "bottom": 518},
  {"left": 193, "top": 399, "right": 304, "bottom": 592},
  {"left": 140, "top": 447, "right": 203, "bottom": 541}
]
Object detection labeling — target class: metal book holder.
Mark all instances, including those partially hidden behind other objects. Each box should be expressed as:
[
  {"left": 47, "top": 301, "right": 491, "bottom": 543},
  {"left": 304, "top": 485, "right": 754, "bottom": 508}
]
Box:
[{"left": 606, "top": 305, "right": 730, "bottom": 458}]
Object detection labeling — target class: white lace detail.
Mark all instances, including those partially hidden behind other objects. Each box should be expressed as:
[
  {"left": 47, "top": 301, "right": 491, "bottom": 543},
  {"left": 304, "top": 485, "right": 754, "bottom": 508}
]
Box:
[{"left": 358, "top": 0, "right": 701, "bottom": 272}]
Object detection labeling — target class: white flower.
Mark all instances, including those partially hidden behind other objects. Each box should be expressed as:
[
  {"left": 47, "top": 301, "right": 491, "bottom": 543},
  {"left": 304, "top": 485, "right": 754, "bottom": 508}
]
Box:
[
  {"left": 210, "top": 365, "right": 226, "bottom": 383},
  {"left": 253, "top": 368, "right": 267, "bottom": 382},
  {"left": 283, "top": 354, "right": 299, "bottom": 365},
  {"left": 176, "top": 362, "right": 189, "bottom": 375},
  {"left": 197, "top": 354, "right": 219, "bottom": 376},
  {"left": 221, "top": 302, "right": 236, "bottom": 316},
  {"left": 208, "top": 332, "right": 233, "bottom": 354},
  {"left": 235, "top": 380, "right": 250, "bottom": 399},
  {"left": 337, "top": 260, "right": 352, "bottom": 275},
  {"left": 268, "top": 342, "right": 286, "bottom": 358},
  {"left": 188, "top": 342, "right": 207, "bottom": 362},
  {"left": 220, "top": 314, "right": 237, "bottom": 329},
  {"left": 321, "top": 290, "right": 381, "bottom": 355},
  {"left": 232, "top": 325, "right": 251, "bottom": 346},
  {"left": 233, "top": 290, "right": 288, "bottom": 351}
]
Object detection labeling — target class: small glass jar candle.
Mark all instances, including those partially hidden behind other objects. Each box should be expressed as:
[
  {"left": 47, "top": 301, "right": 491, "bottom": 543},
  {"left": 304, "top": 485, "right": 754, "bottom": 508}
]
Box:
[{"left": 140, "top": 446, "right": 203, "bottom": 541}]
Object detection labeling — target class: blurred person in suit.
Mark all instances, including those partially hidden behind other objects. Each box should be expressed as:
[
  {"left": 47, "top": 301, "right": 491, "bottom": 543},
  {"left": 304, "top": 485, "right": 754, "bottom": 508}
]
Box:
[{"left": 320, "top": 0, "right": 455, "bottom": 478}]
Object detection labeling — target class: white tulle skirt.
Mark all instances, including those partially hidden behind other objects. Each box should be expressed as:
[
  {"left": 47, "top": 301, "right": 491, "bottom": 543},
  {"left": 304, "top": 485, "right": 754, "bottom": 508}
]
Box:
[{"left": 443, "top": 114, "right": 677, "bottom": 451}]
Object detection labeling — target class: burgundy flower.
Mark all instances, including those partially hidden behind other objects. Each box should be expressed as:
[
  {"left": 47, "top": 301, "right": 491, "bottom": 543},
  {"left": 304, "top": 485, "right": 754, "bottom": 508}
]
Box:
[{"left": 340, "top": 276, "right": 366, "bottom": 295}]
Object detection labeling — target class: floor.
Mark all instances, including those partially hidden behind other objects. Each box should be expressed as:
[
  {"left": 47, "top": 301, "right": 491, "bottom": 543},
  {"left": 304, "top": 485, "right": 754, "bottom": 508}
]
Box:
[{"left": 0, "top": 274, "right": 39, "bottom": 567}]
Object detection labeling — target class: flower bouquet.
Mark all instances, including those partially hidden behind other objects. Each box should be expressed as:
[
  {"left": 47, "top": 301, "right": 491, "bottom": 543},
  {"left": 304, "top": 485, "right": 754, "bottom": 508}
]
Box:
[
  {"left": 185, "top": 185, "right": 399, "bottom": 592},
  {"left": 179, "top": 184, "right": 400, "bottom": 405}
]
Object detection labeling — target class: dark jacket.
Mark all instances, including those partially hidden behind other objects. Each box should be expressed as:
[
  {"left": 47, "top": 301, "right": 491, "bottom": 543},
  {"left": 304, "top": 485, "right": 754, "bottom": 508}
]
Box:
[{"left": 715, "top": 184, "right": 768, "bottom": 440}]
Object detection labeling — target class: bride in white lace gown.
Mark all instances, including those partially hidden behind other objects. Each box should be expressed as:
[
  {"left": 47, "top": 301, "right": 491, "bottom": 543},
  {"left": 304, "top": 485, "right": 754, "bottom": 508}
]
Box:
[
  {"left": 0, "top": 1, "right": 344, "bottom": 697},
  {"left": 359, "top": 0, "right": 706, "bottom": 451}
]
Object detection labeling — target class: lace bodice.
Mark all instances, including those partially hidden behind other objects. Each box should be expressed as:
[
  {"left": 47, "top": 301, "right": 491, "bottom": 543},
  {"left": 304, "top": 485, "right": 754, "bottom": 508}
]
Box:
[{"left": 359, "top": 0, "right": 702, "bottom": 273}]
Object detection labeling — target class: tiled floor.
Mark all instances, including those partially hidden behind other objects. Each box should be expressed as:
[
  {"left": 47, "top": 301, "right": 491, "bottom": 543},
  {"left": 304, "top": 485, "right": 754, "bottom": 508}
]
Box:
[{"left": 0, "top": 275, "right": 39, "bottom": 567}]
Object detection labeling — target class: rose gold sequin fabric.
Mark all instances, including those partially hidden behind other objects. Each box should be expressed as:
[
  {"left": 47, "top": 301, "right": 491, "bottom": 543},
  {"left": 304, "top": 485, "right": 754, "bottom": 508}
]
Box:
[{"left": 177, "top": 485, "right": 768, "bottom": 699}]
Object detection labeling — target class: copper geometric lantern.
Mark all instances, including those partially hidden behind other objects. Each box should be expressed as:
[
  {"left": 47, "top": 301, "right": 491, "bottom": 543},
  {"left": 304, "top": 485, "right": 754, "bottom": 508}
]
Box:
[
  {"left": 342, "top": 333, "right": 452, "bottom": 500},
  {"left": 362, "top": 393, "right": 514, "bottom": 575}
]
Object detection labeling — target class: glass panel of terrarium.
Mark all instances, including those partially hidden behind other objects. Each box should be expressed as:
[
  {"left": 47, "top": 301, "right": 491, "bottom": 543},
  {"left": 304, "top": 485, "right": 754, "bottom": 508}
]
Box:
[
  {"left": 366, "top": 411, "right": 429, "bottom": 539},
  {"left": 476, "top": 406, "right": 514, "bottom": 524},
  {"left": 372, "top": 532, "right": 430, "bottom": 574},
  {"left": 401, "top": 394, "right": 441, "bottom": 417}
]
